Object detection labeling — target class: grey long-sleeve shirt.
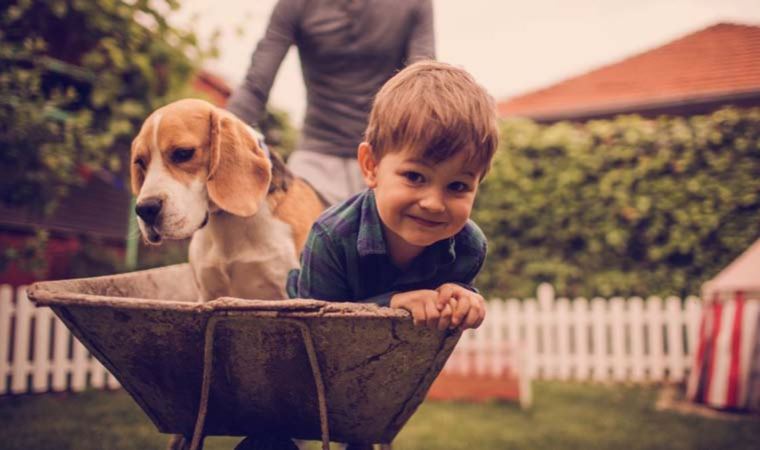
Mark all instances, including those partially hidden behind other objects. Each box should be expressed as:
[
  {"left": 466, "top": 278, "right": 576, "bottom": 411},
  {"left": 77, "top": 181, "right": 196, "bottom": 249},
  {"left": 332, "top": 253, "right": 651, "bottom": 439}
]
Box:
[{"left": 226, "top": 0, "right": 435, "bottom": 157}]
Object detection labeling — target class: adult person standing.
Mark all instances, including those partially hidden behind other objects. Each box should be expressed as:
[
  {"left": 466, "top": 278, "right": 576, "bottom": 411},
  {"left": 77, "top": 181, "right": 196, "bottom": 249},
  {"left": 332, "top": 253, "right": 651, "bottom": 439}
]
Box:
[{"left": 226, "top": 0, "right": 436, "bottom": 205}]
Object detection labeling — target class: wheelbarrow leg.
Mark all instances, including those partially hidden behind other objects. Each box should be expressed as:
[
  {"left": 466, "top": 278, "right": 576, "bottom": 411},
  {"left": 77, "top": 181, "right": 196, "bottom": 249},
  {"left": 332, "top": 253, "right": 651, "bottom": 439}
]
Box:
[
  {"left": 286, "top": 319, "right": 331, "bottom": 450},
  {"left": 189, "top": 316, "right": 223, "bottom": 450},
  {"left": 167, "top": 434, "right": 192, "bottom": 450},
  {"left": 191, "top": 315, "right": 332, "bottom": 450}
]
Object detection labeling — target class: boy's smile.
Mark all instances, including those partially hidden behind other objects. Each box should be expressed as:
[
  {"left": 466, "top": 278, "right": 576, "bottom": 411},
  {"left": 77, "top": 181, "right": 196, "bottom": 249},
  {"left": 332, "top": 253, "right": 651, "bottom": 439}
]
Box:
[
  {"left": 359, "top": 144, "right": 481, "bottom": 268},
  {"left": 407, "top": 215, "right": 446, "bottom": 228}
]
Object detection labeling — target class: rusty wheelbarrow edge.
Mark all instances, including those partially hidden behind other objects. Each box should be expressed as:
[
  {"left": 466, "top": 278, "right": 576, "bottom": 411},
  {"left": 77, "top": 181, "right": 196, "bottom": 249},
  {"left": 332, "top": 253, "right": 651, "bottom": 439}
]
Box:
[{"left": 27, "top": 283, "right": 410, "bottom": 319}]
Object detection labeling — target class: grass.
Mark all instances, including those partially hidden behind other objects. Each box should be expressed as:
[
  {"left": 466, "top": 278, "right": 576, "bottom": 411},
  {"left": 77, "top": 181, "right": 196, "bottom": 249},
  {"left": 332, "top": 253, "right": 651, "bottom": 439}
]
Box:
[{"left": 0, "top": 382, "right": 758, "bottom": 450}]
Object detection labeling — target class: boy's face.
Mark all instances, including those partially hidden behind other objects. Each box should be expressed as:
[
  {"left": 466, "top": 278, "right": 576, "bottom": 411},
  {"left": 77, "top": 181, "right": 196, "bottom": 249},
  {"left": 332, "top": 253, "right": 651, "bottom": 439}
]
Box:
[{"left": 358, "top": 143, "right": 481, "bottom": 264}]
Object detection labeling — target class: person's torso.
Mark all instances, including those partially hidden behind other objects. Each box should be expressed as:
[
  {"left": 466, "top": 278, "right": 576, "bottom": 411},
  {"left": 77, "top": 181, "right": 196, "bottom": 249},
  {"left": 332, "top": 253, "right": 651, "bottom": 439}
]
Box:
[{"left": 295, "top": 0, "right": 428, "bottom": 155}]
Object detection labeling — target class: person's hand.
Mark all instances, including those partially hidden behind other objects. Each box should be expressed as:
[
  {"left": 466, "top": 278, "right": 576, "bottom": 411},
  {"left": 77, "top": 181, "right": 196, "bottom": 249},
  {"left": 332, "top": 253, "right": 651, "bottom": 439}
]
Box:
[
  {"left": 390, "top": 289, "right": 454, "bottom": 330},
  {"left": 436, "top": 283, "right": 486, "bottom": 330}
]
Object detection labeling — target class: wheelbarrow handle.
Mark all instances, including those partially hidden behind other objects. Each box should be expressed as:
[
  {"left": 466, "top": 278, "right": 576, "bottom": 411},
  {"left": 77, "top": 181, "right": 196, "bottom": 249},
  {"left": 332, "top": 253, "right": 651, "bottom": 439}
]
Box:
[{"left": 190, "top": 313, "right": 331, "bottom": 450}]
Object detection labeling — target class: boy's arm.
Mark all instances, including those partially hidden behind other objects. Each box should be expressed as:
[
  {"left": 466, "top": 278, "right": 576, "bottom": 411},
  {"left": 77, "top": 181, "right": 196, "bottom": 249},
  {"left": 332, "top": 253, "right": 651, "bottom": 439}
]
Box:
[
  {"left": 295, "top": 225, "right": 352, "bottom": 301},
  {"left": 453, "top": 238, "right": 488, "bottom": 292},
  {"left": 356, "top": 292, "right": 395, "bottom": 308},
  {"left": 435, "top": 233, "right": 489, "bottom": 329}
]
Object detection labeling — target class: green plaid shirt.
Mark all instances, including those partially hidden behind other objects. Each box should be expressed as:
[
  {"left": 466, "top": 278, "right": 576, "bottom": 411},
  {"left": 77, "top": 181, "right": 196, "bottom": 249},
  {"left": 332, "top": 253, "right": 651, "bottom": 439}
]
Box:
[{"left": 287, "top": 189, "right": 487, "bottom": 306}]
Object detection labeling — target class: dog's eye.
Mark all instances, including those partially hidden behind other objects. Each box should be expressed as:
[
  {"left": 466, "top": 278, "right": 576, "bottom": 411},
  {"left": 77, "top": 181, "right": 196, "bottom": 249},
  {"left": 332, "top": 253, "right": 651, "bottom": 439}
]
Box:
[
  {"left": 171, "top": 148, "right": 195, "bottom": 164},
  {"left": 133, "top": 158, "right": 146, "bottom": 171}
]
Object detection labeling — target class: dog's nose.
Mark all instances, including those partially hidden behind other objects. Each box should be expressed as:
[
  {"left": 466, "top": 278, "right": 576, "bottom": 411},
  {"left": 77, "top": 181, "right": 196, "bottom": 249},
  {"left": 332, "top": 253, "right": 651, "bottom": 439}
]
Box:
[{"left": 135, "top": 197, "right": 163, "bottom": 226}]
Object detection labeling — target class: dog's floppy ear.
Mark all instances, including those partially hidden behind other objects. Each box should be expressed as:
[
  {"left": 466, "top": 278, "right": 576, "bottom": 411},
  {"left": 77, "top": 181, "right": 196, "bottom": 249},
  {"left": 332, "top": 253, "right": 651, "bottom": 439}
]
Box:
[
  {"left": 207, "top": 109, "right": 272, "bottom": 216},
  {"left": 130, "top": 137, "right": 144, "bottom": 196}
]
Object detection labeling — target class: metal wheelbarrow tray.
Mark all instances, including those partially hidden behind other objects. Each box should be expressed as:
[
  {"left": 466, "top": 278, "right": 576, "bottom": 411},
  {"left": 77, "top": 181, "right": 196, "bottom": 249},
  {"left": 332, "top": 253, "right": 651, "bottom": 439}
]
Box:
[{"left": 27, "top": 264, "right": 460, "bottom": 448}]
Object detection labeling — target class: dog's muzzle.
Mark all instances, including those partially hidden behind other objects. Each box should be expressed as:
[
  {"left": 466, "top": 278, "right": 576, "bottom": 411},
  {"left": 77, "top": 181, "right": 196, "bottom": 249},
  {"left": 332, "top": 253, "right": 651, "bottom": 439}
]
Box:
[{"left": 135, "top": 197, "right": 163, "bottom": 243}]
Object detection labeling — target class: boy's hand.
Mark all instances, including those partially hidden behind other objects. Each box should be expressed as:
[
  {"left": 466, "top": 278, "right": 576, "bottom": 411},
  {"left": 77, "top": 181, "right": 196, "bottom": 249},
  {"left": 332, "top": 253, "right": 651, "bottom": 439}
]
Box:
[
  {"left": 436, "top": 283, "right": 486, "bottom": 330},
  {"left": 390, "top": 289, "right": 454, "bottom": 331}
]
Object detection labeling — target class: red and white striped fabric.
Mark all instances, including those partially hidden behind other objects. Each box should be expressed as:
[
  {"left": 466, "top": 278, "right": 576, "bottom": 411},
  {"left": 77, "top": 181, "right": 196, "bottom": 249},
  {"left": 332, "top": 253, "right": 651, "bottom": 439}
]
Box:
[{"left": 687, "top": 292, "right": 760, "bottom": 410}]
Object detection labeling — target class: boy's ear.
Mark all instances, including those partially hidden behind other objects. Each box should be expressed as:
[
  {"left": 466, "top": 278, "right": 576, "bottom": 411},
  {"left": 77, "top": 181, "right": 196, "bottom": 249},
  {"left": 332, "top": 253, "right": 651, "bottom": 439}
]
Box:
[{"left": 357, "top": 142, "right": 378, "bottom": 188}]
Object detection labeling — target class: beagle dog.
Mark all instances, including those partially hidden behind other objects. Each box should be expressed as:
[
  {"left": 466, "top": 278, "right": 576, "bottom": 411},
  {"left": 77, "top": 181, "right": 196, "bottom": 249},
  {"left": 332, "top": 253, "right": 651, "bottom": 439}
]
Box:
[{"left": 130, "top": 99, "right": 326, "bottom": 301}]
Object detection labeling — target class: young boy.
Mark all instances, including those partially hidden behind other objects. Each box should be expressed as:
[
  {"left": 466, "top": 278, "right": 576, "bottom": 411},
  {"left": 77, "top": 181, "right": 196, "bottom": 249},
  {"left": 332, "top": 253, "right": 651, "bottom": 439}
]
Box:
[{"left": 287, "top": 60, "right": 499, "bottom": 331}]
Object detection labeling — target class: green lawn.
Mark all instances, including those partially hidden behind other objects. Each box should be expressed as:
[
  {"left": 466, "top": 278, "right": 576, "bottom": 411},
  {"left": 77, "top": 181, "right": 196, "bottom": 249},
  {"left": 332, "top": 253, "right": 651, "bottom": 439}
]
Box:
[{"left": 0, "top": 382, "right": 757, "bottom": 450}]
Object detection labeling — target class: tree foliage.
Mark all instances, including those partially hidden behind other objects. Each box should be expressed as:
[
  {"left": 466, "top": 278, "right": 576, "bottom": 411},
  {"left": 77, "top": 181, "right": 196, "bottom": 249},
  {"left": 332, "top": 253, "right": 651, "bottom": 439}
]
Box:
[
  {"left": 0, "top": 0, "right": 209, "bottom": 214},
  {"left": 474, "top": 107, "right": 760, "bottom": 298}
]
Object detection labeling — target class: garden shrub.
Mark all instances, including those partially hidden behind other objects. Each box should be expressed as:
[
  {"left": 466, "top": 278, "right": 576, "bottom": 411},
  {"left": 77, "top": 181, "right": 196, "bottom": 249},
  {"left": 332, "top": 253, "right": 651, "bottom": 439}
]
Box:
[
  {"left": 474, "top": 107, "right": 760, "bottom": 298},
  {"left": 0, "top": 0, "right": 209, "bottom": 215}
]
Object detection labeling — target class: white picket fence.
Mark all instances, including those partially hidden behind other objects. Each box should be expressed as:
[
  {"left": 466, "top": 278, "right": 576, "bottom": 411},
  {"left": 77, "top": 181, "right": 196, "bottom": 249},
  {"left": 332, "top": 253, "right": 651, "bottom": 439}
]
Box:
[
  {"left": 1, "top": 283, "right": 703, "bottom": 395},
  {"left": 445, "top": 284, "right": 702, "bottom": 384},
  {"left": 0, "top": 285, "right": 120, "bottom": 395}
]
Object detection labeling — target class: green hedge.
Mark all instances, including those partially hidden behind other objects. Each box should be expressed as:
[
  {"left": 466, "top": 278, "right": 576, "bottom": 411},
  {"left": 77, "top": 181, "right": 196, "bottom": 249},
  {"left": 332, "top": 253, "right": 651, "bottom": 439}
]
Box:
[
  {"left": 0, "top": 0, "right": 205, "bottom": 215},
  {"left": 473, "top": 107, "right": 760, "bottom": 298}
]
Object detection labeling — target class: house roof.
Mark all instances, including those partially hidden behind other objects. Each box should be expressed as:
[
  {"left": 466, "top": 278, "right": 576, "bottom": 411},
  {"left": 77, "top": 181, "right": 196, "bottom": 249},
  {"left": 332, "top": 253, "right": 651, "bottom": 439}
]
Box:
[
  {"left": 703, "top": 239, "right": 760, "bottom": 296},
  {"left": 192, "top": 69, "right": 232, "bottom": 107},
  {"left": 498, "top": 22, "right": 760, "bottom": 121}
]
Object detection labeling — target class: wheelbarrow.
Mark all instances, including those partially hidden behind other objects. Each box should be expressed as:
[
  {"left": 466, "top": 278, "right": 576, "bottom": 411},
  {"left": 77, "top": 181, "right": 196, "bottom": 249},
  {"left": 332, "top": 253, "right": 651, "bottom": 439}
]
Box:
[{"left": 27, "top": 264, "right": 461, "bottom": 449}]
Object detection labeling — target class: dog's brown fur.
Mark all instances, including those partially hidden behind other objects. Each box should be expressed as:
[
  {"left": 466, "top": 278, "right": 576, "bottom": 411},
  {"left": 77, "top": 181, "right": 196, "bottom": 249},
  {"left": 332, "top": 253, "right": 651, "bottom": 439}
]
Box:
[{"left": 131, "top": 99, "right": 326, "bottom": 300}]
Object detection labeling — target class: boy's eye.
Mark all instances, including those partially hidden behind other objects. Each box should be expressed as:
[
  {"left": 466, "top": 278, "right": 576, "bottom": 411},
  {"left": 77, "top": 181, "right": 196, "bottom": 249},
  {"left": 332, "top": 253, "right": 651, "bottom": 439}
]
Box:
[
  {"left": 403, "top": 171, "right": 425, "bottom": 184},
  {"left": 448, "top": 181, "right": 472, "bottom": 193}
]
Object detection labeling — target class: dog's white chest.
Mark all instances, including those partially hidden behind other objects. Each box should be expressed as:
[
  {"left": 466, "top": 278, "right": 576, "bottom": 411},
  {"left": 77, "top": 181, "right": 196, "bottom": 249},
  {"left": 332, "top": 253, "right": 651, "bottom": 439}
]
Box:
[{"left": 188, "top": 205, "right": 299, "bottom": 301}]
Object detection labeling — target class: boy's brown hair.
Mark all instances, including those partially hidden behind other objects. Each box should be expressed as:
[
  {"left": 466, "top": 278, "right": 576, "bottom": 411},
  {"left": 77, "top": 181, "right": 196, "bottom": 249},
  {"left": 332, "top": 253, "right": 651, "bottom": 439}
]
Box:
[{"left": 364, "top": 60, "right": 499, "bottom": 176}]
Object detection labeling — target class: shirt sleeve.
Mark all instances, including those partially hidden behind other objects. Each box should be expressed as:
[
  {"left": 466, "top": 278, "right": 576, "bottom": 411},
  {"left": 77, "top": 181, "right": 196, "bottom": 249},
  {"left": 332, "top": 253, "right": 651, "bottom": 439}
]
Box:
[
  {"left": 456, "top": 231, "right": 488, "bottom": 293},
  {"left": 295, "top": 224, "right": 353, "bottom": 301},
  {"left": 226, "top": 0, "right": 300, "bottom": 126},
  {"left": 356, "top": 292, "right": 395, "bottom": 308},
  {"left": 406, "top": 0, "right": 436, "bottom": 63}
]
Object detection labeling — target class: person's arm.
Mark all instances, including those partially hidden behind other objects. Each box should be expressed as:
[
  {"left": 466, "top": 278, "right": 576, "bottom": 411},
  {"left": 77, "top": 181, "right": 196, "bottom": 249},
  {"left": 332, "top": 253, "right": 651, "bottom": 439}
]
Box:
[
  {"left": 405, "top": 0, "right": 436, "bottom": 63},
  {"left": 435, "top": 282, "right": 486, "bottom": 329},
  {"left": 390, "top": 289, "right": 454, "bottom": 330},
  {"left": 295, "top": 224, "right": 352, "bottom": 301},
  {"left": 356, "top": 291, "right": 395, "bottom": 307},
  {"left": 435, "top": 236, "right": 489, "bottom": 329},
  {"left": 451, "top": 238, "right": 487, "bottom": 292},
  {"left": 226, "top": 0, "right": 301, "bottom": 126}
]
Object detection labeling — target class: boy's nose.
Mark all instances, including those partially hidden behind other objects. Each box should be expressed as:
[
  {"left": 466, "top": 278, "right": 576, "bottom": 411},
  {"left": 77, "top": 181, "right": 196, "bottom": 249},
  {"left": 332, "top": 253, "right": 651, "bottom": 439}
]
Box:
[{"left": 419, "top": 191, "right": 446, "bottom": 212}]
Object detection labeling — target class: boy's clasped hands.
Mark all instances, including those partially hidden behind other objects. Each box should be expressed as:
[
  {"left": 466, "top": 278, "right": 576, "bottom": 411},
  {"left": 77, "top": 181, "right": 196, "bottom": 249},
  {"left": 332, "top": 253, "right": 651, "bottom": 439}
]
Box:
[{"left": 390, "top": 283, "right": 486, "bottom": 331}]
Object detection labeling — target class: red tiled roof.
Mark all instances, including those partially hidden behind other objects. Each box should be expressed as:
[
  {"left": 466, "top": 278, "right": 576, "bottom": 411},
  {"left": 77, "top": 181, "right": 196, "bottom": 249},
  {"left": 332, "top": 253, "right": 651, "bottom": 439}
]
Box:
[
  {"left": 192, "top": 69, "right": 232, "bottom": 107},
  {"left": 498, "top": 23, "right": 760, "bottom": 120}
]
